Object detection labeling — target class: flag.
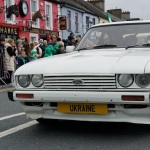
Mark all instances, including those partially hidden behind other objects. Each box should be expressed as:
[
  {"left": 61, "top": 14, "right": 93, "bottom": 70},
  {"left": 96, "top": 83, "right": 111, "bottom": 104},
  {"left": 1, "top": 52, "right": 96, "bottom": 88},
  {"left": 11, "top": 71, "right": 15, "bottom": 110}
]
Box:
[{"left": 106, "top": 12, "right": 112, "bottom": 23}]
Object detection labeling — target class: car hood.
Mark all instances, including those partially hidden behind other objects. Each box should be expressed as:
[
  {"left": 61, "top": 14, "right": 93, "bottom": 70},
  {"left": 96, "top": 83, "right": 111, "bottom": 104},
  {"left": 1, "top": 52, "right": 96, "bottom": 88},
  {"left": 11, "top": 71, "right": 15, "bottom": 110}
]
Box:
[{"left": 15, "top": 48, "right": 150, "bottom": 75}]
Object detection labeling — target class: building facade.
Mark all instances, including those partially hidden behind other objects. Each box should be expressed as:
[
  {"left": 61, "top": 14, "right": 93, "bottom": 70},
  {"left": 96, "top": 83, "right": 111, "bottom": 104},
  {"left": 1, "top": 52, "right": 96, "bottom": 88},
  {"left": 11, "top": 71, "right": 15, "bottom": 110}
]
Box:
[
  {"left": 60, "top": 5, "right": 84, "bottom": 40},
  {"left": 56, "top": 0, "right": 99, "bottom": 40},
  {"left": 0, "top": 0, "right": 59, "bottom": 43}
]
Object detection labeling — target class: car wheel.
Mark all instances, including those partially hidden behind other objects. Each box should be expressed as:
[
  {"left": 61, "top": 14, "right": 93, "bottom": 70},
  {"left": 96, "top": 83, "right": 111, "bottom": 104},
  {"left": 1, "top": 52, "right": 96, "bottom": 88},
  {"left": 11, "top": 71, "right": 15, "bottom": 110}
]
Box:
[
  {"left": 36, "top": 118, "right": 50, "bottom": 124},
  {"left": 36, "top": 118, "right": 58, "bottom": 124}
]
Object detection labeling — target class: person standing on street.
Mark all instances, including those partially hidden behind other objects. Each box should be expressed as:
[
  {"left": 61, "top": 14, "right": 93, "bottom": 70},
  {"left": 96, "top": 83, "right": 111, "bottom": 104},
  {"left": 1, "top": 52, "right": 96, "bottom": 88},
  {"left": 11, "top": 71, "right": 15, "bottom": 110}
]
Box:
[
  {"left": 0, "top": 37, "right": 6, "bottom": 83},
  {"left": 44, "top": 41, "right": 54, "bottom": 57},
  {"left": 68, "top": 32, "right": 75, "bottom": 44},
  {"left": 39, "top": 39, "right": 45, "bottom": 52},
  {"left": 68, "top": 37, "right": 76, "bottom": 46},
  {"left": 75, "top": 35, "right": 82, "bottom": 45},
  {"left": 51, "top": 35, "right": 59, "bottom": 55},
  {"left": 4, "top": 39, "right": 16, "bottom": 84}
]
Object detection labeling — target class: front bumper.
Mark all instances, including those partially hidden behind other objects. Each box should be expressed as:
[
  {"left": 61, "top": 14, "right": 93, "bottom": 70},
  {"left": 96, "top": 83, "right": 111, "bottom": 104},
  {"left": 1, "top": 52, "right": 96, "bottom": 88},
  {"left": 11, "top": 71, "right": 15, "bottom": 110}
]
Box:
[
  {"left": 13, "top": 90, "right": 150, "bottom": 104},
  {"left": 10, "top": 90, "right": 150, "bottom": 124}
]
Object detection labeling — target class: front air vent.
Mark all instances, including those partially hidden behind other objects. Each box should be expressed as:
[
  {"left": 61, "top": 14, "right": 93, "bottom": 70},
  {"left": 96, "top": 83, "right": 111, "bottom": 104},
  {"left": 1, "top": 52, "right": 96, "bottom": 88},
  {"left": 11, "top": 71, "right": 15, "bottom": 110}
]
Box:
[{"left": 43, "top": 75, "right": 116, "bottom": 91}]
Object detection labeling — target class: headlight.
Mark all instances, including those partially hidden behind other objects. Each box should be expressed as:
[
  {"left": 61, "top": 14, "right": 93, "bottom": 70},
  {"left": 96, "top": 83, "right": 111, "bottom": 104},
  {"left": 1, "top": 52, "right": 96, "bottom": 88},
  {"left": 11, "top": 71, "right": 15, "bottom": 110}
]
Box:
[
  {"left": 135, "top": 74, "right": 150, "bottom": 88},
  {"left": 18, "top": 75, "right": 30, "bottom": 87},
  {"left": 118, "top": 74, "right": 134, "bottom": 87},
  {"left": 32, "top": 74, "right": 43, "bottom": 87}
]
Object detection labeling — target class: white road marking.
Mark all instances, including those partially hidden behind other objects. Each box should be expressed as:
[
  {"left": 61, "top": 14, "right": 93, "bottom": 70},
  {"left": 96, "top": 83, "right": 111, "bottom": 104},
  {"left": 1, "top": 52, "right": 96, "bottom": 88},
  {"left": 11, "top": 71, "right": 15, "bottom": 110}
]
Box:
[
  {"left": 0, "top": 112, "right": 25, "bottom": 121},
  {"left": 0, "top": 120, "right": 38, "bottom": 138}
]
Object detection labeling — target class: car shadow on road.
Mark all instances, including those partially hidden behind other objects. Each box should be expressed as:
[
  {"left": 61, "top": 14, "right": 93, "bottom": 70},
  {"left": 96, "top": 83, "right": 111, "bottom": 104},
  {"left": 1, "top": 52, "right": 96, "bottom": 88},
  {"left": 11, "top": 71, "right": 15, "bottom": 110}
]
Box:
[{"left": 33, "top": 120, "right": 150, "bottom": 137}]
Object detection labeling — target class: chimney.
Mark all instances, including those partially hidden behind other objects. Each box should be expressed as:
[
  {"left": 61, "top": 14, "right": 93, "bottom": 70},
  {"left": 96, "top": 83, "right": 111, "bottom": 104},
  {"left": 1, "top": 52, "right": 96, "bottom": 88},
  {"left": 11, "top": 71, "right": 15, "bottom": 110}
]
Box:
[
  {"left": 122, "top": 11, "right": 130, "bottom": 20},
  {"left": 107, "top": 9, "right": 122, "bottom": 18},
  {"left": 87, "top": 0, "right": 105, "bottom": 12}
]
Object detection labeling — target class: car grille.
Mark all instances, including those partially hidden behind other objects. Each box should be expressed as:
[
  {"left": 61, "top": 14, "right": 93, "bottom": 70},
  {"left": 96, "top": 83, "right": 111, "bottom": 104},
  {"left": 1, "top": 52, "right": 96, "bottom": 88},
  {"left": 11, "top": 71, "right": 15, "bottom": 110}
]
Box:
[{"left": 43, "top": 75, "right": 116, "bottom": 91}]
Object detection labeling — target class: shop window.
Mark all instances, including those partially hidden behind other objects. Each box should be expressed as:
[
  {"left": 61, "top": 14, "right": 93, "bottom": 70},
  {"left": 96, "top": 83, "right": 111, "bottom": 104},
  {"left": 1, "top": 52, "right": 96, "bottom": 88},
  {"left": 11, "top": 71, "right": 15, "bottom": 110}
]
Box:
[
  {"left": 0, "top": 27, "right": 18, "bottom": 43},
  {"left": 30, "top": 33, "right": 38, "bottom": 43},
  {"left": 75, "top": 13, "right": 78, "bottom": 33},
  {"left": 31, "top": 0, "right": 39, "bottom": 28},
  {"left": 67, "top": 10, "right": 71, "bottom": 31},
  {"left": 5, "top": 0, "right": 15, "bottom": 23},
  {"left": 45, "top": 2, "right": 53, "bottom": 30}
]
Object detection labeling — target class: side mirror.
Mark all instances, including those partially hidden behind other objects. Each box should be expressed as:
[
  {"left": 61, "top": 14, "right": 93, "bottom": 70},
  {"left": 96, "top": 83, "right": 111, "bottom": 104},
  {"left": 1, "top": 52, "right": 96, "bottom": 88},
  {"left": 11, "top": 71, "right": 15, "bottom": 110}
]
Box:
[{"left": 66, "top": 46, "right": 75, "bottom": 53}]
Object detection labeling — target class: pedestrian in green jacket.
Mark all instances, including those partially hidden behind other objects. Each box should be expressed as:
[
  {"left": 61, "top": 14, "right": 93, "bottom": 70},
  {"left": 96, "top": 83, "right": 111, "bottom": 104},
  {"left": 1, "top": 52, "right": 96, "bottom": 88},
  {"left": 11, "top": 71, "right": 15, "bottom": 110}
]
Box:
[
  {"left": 44, "top": 45, "right": 54, "bottom": 57},
  {"left": 51, "top": 35, "right": 60, "bottom": 54},
  {"left": 53, "top": 43, "right": 59, "bottom": 54}
]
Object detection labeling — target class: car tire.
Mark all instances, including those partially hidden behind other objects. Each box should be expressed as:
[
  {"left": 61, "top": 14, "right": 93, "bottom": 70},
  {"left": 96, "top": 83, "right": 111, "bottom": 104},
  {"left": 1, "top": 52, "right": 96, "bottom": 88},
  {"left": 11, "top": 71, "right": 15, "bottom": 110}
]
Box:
[
  {"left": 36, "top": 118, "right": 50, "bottom": 124},
  {"left": 36, "top": 118, "right": 57, "bottom": 124}
]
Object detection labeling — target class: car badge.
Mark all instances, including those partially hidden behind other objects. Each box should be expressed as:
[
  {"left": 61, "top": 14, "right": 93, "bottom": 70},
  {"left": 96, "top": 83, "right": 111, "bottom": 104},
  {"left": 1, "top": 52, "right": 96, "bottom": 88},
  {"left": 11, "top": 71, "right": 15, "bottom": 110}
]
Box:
[{"left": 72, "top": 79, "right": 84, "bottom": 85}]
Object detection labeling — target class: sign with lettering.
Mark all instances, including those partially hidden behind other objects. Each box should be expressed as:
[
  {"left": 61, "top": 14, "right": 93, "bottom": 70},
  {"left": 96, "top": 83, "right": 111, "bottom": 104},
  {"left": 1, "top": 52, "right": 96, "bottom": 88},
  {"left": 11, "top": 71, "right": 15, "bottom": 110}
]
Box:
[
  {"left": 59, "top": 16, "right": 67, "bottom": 30},
  {"left": 23, "top": 27, "right": 59, "bottom": 36},
  {"left": 0, "top": 27, "right": 18, "bottom": 35},
  {"left": 57, "top": 103, "right": 108, "bottom": 114}
]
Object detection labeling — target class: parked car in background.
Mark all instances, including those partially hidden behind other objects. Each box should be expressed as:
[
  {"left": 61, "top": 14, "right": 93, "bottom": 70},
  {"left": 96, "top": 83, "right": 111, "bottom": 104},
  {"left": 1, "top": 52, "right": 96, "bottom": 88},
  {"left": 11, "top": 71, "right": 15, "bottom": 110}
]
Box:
[{"left": 8, "top": 20, "right": 150, "bottom": 124}]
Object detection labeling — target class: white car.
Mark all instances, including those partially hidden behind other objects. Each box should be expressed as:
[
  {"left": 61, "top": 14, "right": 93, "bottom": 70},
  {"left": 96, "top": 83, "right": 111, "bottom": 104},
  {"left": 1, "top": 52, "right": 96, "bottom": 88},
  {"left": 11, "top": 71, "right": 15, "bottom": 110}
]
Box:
[{"left": 9, "top": 20, "right": 150, "bottom": 124}]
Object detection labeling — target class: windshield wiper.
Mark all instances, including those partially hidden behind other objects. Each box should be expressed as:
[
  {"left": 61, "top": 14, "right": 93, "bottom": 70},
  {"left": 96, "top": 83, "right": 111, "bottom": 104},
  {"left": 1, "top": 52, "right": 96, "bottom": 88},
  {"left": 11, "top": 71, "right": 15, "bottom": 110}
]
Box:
[
  {"left": 126, "top": 43, "right": 150, "bottom": 49},
  {"left": 76, "top": 47, "right": 93, "bottom": 51},
  {"left": 125, "top": 45, "right": 140, "bottom": 49},
  {"left": 76, "top": 44, "right": 117, "bottom": 51},
  {"left": 93, "top": 44, "right": 117, "bottom": 49},
  {"left": 142, "top": 43, "right": 150, "bottom": 47}
]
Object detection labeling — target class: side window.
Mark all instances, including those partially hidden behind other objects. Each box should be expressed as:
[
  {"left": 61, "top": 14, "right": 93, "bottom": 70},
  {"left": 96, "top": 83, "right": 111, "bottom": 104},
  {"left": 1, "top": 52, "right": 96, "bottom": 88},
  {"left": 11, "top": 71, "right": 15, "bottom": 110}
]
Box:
[
  {"left": 67, "top": 10, "right": 71, "bottom": 31},
  {"left": 86, "top": 16, "right": 90, "bottom": 31},
  {"left": 75, "top": 13, "right": 78, "bottom": 32},
  {"left": 93, "top": 18, "right": 95, "bottom": 25},
  {"left": 30, "top": 33, "right": 38, "bottom": 43},
  {"left": 45, "top": 2, "right": 53, "bottom": 30},
  {"left": 31, "top": 0, "right": 39, "bottom": 27}
]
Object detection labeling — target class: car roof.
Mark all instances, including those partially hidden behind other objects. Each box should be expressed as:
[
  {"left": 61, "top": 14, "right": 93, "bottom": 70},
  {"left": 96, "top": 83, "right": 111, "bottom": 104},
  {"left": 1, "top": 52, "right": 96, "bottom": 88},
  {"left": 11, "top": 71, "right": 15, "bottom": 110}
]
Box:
[{"left": 92, "top": 20, "right": 150, "bottom": 28}]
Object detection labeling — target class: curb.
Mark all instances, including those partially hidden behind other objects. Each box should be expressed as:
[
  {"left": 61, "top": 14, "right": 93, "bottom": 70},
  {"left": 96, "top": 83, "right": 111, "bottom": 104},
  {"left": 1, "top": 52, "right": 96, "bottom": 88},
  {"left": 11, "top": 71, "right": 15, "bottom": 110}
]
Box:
[
  {"left": 0, "top": 84, "right": 14, "bottom": 89},
  {"left": 0, "top": 86, "right": 15, "bottom": 93}
]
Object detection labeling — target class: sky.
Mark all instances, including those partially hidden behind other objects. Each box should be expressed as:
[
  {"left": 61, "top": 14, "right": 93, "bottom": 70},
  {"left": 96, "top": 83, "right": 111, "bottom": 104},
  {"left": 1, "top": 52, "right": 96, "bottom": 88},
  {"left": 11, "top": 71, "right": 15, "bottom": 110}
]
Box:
[{"left": 105, "top": 0, "right": 150, "bottom": 20}]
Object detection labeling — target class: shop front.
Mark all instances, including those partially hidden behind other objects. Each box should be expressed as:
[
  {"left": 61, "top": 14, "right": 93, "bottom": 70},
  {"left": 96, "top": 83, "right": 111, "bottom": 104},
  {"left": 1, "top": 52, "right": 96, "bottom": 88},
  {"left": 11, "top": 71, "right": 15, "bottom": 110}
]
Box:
[{"left": 0, "top": 25, "right": 20, "bottom": 43}]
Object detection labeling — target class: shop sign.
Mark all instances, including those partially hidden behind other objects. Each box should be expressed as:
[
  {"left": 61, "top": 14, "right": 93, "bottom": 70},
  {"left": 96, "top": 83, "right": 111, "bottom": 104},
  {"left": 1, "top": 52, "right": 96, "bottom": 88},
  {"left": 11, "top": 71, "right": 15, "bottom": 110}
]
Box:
[
  {"left": 0, "top": 27, "right": 18, "bottom": 35},
  {"left": 23, "top": 27, "right": 59, "bottom": 36},
  {"left": 59, "top": 16, "right": 67, "bottom": 30}
]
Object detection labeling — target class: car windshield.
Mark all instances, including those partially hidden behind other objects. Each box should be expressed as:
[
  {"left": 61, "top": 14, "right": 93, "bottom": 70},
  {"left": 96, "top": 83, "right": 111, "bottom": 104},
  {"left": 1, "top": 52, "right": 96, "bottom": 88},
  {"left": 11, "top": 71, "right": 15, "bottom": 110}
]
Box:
[{"left": 76, "top": 23, "right": 150, "bottom": 50}]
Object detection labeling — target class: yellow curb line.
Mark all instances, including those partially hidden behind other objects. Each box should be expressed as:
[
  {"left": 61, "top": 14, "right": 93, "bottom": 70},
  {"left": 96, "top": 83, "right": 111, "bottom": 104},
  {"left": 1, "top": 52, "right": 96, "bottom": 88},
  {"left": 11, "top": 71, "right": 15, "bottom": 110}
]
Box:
[{"left": 0, "top": 87, "right": 15, "bottom": 93}]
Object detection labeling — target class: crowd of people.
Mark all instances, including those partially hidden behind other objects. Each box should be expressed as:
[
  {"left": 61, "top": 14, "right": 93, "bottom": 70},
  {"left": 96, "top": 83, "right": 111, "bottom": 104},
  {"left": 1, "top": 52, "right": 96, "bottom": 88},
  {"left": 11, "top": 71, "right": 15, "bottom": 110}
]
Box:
[{"left": 0, "top": 33, "right": 82, "bottom": 85}]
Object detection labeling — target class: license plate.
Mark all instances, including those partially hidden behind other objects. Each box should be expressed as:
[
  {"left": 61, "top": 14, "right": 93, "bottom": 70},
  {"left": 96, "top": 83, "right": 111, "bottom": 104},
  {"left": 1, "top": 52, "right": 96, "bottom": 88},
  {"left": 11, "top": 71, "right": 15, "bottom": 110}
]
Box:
[{"left": 58, "top": 103, "right": 108, "bottom": 114}]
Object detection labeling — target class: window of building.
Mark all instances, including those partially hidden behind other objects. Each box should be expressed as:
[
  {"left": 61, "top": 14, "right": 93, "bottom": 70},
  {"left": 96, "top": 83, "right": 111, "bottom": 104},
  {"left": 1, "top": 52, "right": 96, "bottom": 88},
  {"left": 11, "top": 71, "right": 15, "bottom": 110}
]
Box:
[
  {"left": 86, "top": 16, "right": 90, "bottom": 31},
  {"left": 93, "top": 18, "right": 95, "bottom": 25},
  {"left": 45, "top": 2, "right": 53, "bottom": 30},
  {"left": 75, "top": 13, "right": 78, "bottom": 32},
  {"left": 67, "top": 10, "right": 71, "bottom": 31},
  {"left": 5, "top": 0, "right": 15, "bottom": 23},
  {"left": 31, "top": 0, "right": 39, "bottom": 27},
  {"left": 30, "top": 33, "right": 38, "bottom": 43}
]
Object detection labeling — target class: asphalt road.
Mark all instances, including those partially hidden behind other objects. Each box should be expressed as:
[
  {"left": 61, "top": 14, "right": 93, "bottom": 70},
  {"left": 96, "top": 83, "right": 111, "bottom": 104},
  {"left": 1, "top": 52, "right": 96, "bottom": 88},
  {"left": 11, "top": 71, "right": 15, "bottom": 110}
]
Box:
[{"left": 1, "top": 90, "right": 150, "bottom": 150}]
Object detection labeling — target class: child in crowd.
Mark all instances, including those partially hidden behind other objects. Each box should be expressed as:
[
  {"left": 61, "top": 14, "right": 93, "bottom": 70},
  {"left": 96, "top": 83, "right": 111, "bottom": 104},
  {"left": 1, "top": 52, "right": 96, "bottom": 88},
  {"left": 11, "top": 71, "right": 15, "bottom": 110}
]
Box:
[{"left": 17, "top": 50, "right": 29, "bottom": 68}]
